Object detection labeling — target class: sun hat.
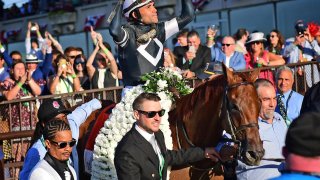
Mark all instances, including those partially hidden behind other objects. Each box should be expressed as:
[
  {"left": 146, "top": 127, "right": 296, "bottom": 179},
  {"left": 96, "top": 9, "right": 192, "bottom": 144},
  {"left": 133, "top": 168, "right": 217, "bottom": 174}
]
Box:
[{"left": 246, "top": 32, "right": 267, "bottom": 44}]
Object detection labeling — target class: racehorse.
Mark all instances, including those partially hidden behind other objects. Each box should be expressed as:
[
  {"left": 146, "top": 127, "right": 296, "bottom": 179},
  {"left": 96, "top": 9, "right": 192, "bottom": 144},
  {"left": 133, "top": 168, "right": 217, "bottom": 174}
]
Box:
[{"left": 169, "top": 65, "right": 264, "bottom": 180}]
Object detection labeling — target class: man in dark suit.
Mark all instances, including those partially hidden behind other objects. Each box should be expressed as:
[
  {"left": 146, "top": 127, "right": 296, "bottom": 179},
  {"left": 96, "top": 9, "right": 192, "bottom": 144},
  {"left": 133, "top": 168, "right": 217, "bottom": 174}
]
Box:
[
  {"left": 174, "top": 30, "right": 211, "bottom": 79},
  {"left": 114, "top": 93, "right": 220, "bottom": 180}
]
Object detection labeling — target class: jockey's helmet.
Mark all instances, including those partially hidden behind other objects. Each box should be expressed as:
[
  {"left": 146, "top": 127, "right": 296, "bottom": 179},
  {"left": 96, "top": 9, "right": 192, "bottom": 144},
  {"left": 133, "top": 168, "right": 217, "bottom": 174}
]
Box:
[{"left": 123, "top": 0, "right": 153, "bottom": 18}]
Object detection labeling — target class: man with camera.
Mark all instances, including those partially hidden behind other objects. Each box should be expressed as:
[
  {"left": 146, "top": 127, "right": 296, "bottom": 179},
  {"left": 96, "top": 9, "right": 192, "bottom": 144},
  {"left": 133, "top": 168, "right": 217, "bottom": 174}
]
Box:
[
  {"left": 283, "top": 20, "right": 320, "bottom": 87},
  {"left": 174, "top": 30, "right": 211, "bottom": 79}
]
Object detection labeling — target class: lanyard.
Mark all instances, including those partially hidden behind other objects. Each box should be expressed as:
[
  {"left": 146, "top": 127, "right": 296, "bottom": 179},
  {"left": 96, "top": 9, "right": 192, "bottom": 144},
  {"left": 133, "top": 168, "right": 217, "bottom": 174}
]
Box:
[{"left": 60, "top": 77, "right": 71, "bottom": 93}]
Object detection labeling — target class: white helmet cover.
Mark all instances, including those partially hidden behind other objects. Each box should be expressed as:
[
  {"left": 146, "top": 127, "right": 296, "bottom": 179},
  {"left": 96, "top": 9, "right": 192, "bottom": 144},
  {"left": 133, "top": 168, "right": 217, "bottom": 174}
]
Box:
[{"left": 123, "top": 0, "right": 152, "bottom": 18}]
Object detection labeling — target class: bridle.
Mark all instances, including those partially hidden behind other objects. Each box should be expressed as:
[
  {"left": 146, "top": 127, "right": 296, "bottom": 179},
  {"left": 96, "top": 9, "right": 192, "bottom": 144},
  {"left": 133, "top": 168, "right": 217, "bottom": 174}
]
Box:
[
  {"left": 224, "top": 81, "right": 259, "bottom": 144},
  {"left": 174, "top": 80, "right": 259, "bottom": 178}
]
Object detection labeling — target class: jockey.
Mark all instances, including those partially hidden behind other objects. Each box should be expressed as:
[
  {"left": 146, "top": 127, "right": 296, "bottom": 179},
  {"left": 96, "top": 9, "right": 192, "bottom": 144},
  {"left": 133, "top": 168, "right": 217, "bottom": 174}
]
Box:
[{"left": 109, "top": 0, "right": 195, "bottom": 93}]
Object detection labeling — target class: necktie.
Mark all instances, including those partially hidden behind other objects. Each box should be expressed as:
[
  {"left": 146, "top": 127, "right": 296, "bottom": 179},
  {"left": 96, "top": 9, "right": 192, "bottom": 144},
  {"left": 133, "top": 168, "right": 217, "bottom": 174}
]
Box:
[
  {"left": 277, "top": 94, "right": 290, "bottom": 126},
  {"left": 150, "top": 136, "right": 165, "bottom": 179}
]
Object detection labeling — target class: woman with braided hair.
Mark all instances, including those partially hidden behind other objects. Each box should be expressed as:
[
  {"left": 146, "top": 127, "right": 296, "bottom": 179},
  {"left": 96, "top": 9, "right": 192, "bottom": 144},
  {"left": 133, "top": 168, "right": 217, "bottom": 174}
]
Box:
[
  {"left": 29, "top": 119, "right": 77, "bottom": 180},
  {"left": 109, "top": 0, "right": 195, "bottom": 95}
]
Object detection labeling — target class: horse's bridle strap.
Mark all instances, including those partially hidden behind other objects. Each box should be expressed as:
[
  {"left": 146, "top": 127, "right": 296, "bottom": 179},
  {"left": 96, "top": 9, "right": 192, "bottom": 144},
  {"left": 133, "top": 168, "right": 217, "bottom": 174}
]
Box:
[{"left": 235, "top": 122, "right": 259, "bottom": 135}]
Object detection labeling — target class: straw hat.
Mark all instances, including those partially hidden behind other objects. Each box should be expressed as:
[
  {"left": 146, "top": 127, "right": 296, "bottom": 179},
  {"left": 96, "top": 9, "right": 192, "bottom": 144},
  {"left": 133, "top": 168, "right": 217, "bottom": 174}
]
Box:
[{"left": 246, "top": 32, "right": 267, "bottom": 44}]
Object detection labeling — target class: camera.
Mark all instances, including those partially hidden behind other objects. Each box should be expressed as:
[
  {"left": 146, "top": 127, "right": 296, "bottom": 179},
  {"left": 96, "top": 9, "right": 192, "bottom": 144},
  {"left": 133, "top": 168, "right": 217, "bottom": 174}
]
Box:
[
  {"left": 30, "top": 22, "right": 37, "bottom": 31},
  {"left": 295, "top": 21, "right": 306, "bottom": 35},
  {"left": 58, "top": 59, "right": 67, "bottom": 69}
]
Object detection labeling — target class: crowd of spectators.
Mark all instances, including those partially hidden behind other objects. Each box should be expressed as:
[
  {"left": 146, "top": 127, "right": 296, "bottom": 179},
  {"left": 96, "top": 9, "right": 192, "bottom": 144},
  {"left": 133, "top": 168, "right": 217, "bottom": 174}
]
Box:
[{"left": 0, "top": 0, "right": 105, "bottom": 21}]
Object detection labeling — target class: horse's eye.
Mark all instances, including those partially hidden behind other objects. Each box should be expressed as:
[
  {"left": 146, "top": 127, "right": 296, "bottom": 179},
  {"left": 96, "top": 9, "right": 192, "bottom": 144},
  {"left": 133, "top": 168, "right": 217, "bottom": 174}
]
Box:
[{"left": 232, "top": 104, "right": 240, "bottom": 111}]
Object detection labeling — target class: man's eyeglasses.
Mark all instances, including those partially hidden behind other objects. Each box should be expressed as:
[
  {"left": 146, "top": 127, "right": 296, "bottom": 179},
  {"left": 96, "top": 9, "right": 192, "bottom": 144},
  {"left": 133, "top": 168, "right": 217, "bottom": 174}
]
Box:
[
  {"left": 221, "top": 43, "right": 233, "bottom": 47},
  {"left": 50, "top": 138, "right": 76, "bottom": 149},
  {"left": 136, "top": 109, "right": 165, "bottom": 118}
]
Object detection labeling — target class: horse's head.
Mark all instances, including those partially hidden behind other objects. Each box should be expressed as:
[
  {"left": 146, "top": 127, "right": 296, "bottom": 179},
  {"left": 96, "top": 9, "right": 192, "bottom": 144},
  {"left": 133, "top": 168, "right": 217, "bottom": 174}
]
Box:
[{"left": 222, "top": 65, "right": 264, "bottom": 166}]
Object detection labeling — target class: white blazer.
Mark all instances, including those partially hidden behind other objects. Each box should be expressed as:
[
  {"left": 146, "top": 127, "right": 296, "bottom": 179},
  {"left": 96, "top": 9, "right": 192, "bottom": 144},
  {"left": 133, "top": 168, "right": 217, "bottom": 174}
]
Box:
[{"left": 29, "top": 159, "right": 77, "bottom": 180}]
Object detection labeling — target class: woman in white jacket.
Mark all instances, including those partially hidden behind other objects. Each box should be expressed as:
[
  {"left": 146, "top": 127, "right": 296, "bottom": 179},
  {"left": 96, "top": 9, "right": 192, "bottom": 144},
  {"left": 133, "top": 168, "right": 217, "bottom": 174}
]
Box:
[{"left": 29, "top": 120, "right": 77, "bottom": 180}]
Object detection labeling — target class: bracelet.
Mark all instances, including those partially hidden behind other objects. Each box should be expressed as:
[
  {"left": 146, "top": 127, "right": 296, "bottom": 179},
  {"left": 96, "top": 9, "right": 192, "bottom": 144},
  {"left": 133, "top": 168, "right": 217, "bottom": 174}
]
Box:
[
  {"left": 103, "top": 48, "right": 109, "bottom": 55},
  {"left": 71, "top": 74, "right": 77, "bottom": 79},
  {"left": 17, "top": 82, "right": 23, "bottom": 88},
  {"left": 207, "top": 37, "right": 214, "bottom": 40}
]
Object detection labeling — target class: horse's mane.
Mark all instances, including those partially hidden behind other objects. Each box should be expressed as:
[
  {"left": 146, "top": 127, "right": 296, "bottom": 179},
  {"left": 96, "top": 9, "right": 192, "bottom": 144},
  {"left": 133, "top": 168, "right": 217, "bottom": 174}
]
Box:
[{"left": 173, "top": 75, "right": 226, "bottom": 122}]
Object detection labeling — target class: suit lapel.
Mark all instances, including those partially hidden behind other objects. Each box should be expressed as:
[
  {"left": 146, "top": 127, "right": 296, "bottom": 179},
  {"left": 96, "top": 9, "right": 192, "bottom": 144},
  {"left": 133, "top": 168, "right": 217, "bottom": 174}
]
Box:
[{"left": 132, "top": 127, "right": 159, "bottom": 168}]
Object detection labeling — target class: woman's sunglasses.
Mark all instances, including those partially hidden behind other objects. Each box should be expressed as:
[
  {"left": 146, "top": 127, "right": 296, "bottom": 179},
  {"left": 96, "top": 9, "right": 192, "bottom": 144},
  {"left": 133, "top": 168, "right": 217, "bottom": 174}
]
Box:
[
  {"left": 252, "top": 41, "right": 262, "bottom": 45},
  {"left": 75, "top": 61, "right": 85, "bottom": 65},
  {"left": 137, "top": 109, "right": 166, "bottom": 118},
  {"left": 50, "top": 138, "right": 76, "bottom": 149}
]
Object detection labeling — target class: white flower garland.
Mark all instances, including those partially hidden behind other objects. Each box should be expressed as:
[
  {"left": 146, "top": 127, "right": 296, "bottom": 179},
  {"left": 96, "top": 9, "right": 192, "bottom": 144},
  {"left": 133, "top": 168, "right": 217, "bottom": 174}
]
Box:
[{"left": 91, "top": 86, "right": 173, "bottom": 180}]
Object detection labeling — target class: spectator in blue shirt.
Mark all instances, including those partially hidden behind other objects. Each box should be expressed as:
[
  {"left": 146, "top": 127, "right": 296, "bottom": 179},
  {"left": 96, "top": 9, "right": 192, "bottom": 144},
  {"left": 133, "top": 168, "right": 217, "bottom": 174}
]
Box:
[
  {"left": 275, "top": 66, "right": 304, "bottom": 124},
  {"left": 235, "top": 79, "right": 287, "bottom": 180}
]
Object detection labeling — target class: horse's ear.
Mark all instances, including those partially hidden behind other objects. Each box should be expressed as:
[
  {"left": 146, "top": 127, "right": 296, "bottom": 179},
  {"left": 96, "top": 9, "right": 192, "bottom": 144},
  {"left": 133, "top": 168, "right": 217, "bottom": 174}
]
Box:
[
  {"left": 222, "top": 63, "right": 234, "bottom": 83},
  {"left": 248, "top": 69, "right": 260, "bottom": 82}
]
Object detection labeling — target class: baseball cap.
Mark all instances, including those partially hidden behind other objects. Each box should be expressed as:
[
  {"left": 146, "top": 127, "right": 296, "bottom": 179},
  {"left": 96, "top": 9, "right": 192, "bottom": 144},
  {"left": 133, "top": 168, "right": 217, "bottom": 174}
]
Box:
[
  {"left": 38, "top": 99, "right": 71, "bottom": 123},
  {"left": 286, "top": 112, "right": 320, "bottom": 157}
]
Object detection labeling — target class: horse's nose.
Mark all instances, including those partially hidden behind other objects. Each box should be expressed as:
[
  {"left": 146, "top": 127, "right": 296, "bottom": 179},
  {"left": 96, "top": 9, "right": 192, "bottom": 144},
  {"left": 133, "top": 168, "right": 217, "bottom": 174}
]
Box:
[{"left": 245, "top": 149, "right": 264, "bottom": 166}]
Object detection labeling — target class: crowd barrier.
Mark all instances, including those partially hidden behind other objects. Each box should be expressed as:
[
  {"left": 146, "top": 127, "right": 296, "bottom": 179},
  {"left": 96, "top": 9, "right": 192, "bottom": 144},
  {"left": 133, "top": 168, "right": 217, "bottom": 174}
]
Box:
[{"left": 0, "top": 61, "right": 319, "bottom": 179}]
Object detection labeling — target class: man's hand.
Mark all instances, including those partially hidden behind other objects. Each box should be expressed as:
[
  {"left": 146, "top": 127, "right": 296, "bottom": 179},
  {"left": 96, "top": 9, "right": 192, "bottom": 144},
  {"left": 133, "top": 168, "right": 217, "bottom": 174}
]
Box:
[
  {"left": 204, "top": 147, "right": 221, "bottom": 162},
  {"left": 294, "top": 34, "right": 304, "bottom": 46},
  {"left": 183, "top": 70, "right": 195, "bottom": 79},
  {"left": 219, "top": 145, "right": 237, "bottom": 163},
  {"left": 185, "top": 51, "right": 196, "bottom": 61}
]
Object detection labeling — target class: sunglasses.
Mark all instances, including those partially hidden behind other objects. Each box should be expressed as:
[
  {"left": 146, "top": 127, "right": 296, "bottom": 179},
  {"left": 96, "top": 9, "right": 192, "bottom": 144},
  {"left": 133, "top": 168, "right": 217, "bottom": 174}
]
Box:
[
  {"left": 252, "top": 41, "right": 262, "bottom": 45},
  {"left": 68, "top": 55, "right": 77, "bottom": 59},
  {"left": 75, "top": 61, "right": 85, "bottom": 65},
  {"left": 50, "top": 138, "right": 76, "bottom": 149},
  {"left": 137, "top": 109, "right": 165, "bottom": 118},
  {"left": 270, "top": 35, "right": 277, "bottom": 38},
  {"left": 221, "top": 43, "right": 233, "bottom": 47}
]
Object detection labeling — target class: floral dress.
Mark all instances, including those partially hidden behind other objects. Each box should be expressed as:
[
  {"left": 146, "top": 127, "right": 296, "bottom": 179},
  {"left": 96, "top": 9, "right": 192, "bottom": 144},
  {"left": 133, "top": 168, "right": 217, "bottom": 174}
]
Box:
[{"left": 0, "top": 80, "right": 38, "bottom": 178}]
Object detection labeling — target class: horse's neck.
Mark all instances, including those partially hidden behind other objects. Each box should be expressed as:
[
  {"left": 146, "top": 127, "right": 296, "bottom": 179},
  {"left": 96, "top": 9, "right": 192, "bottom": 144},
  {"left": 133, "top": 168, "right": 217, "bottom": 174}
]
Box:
[{"left": 179, "top": 80, "right": 226, "bottom": 147}]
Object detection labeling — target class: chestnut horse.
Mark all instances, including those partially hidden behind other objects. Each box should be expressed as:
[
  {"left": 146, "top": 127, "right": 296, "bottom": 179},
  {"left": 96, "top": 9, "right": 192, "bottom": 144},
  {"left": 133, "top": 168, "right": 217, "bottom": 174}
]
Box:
[{"left": 169, "top": 66, "right": 264, "bottom": 180}]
